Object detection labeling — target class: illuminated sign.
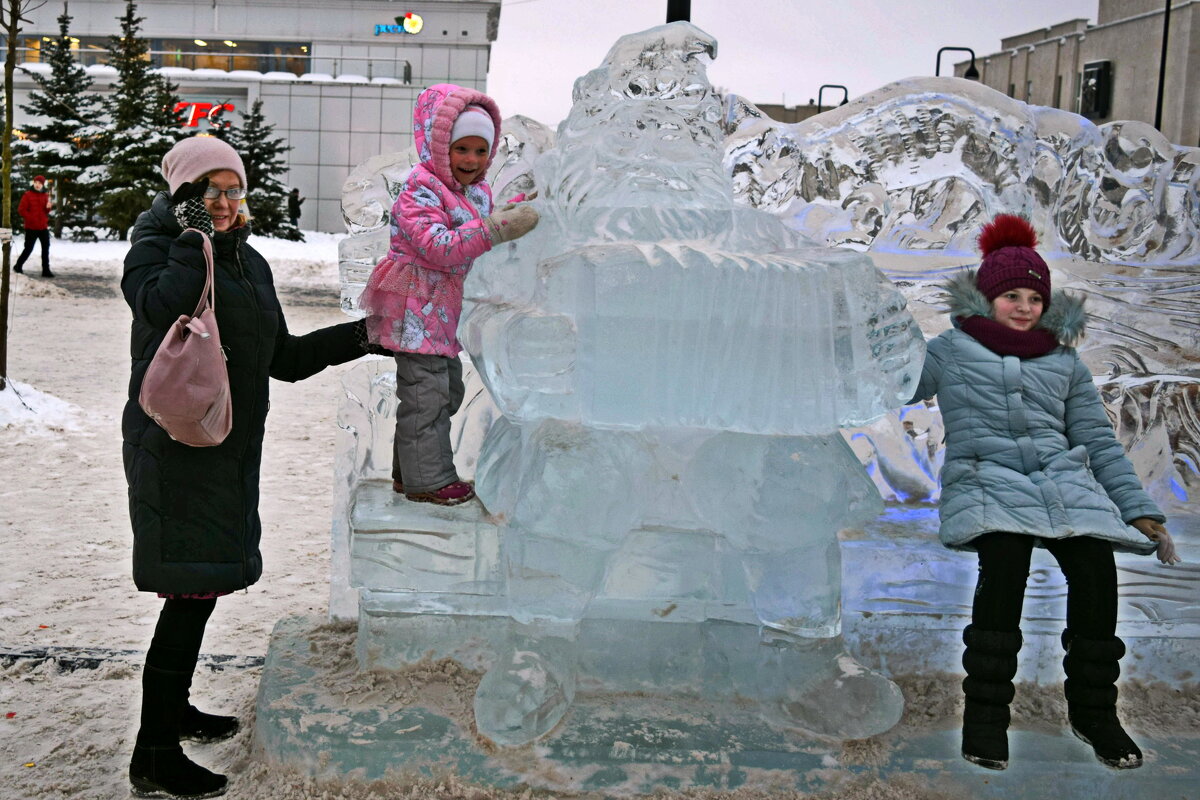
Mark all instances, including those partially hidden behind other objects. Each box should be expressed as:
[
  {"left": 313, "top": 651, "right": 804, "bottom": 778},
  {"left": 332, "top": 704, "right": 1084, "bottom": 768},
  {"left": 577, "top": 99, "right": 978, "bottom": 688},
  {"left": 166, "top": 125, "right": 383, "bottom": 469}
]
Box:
[
  {"left": 375, "top": 12, "right": 423, "bottom": 36},
  {"left": 174, "top": 101, "right": 236, "bottom": 129}
]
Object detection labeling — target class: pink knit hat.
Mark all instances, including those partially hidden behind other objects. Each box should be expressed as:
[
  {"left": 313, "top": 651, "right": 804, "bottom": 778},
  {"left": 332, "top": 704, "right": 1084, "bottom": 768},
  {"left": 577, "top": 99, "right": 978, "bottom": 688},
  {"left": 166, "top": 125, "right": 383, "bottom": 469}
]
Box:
[
  {"left": 975, "top": 214, "right": 1052, "bottom": 308},
  {"left": 161, "top": 136, "right": 247, "bottom": 195}
]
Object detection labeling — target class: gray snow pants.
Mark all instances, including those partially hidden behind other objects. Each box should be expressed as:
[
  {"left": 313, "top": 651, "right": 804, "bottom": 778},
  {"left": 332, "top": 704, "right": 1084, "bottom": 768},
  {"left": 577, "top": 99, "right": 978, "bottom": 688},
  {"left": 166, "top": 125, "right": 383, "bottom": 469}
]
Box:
[{"left": 392, "top": 353, "right": 464, "bottom": 493}]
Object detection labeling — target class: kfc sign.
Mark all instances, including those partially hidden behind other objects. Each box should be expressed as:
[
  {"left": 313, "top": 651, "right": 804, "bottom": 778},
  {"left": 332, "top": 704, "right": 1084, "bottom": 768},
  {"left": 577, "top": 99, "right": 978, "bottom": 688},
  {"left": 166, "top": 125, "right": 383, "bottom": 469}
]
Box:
[{"left": 175, "top": 101, "right": 236, "bottom": 128}]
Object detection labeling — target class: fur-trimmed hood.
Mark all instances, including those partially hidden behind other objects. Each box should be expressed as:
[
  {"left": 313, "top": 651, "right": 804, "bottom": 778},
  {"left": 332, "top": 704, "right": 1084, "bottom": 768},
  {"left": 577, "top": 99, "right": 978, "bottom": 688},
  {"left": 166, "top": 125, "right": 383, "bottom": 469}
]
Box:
[{"left": 942, "top": 269, "right": 1088, "bottom": 347}]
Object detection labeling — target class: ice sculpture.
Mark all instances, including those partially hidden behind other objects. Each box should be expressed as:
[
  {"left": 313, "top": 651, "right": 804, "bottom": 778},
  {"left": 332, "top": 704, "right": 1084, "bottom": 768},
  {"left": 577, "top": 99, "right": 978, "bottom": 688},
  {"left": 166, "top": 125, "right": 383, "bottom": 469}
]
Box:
[
  {"left": 722, "top": 77, "right": 1200, "bottom": 266},
  {"left": 457, "top": 22, "right": 923, "bottom": 745}
]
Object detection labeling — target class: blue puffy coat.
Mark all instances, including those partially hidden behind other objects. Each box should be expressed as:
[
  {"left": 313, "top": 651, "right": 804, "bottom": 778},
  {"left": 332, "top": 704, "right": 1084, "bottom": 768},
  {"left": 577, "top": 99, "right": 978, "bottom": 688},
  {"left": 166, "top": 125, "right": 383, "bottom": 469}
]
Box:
[{"left": 911, "top": 271, "right": 1162, "bottom": 554}]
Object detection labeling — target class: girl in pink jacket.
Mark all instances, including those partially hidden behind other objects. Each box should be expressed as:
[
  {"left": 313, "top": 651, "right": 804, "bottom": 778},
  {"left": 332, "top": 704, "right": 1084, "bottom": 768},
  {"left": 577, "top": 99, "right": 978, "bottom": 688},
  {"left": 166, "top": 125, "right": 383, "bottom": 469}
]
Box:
[{"left": 360, "top": 83, "right": 538, "bottom": 505}]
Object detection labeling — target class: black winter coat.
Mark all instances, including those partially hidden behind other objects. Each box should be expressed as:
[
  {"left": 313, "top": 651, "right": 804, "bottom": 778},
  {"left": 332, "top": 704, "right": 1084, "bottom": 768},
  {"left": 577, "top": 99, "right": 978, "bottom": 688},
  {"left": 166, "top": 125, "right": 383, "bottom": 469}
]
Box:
[{"left": 122, "top": 192, "right": 364, "bottom": 594}]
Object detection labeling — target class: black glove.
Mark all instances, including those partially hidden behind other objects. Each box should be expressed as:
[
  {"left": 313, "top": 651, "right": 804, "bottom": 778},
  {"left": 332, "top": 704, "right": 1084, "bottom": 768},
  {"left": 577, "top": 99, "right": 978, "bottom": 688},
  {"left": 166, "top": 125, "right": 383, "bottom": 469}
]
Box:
[
  {"left": 353, "top": 319, "right": 397, "bottom": 356},
  {"left": 171, "top": 178, "right": 215, "bottom": 238}
]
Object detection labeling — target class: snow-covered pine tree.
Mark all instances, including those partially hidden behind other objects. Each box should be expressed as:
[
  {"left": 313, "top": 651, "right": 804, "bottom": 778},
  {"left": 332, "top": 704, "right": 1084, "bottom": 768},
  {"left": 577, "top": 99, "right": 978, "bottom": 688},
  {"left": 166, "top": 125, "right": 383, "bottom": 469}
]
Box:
[
  {"left": 224, "top": 97, "right": 301, "bottom": 240},
  {"left": 95, "top": 0, "right": 184, "bottom": 239},
  {"left": 15, "top": 7, "right": 104, "bottom": 238}
]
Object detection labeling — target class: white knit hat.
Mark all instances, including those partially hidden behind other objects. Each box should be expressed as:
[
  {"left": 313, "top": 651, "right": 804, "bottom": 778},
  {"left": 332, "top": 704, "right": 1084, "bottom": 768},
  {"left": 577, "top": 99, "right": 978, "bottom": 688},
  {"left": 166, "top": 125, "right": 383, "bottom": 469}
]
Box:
[
  {"left": 161, "top": 136, "right": 247, "bottom": 195},
  {"left": 449, "top": 105, "right": 495, "bottom": 149}
]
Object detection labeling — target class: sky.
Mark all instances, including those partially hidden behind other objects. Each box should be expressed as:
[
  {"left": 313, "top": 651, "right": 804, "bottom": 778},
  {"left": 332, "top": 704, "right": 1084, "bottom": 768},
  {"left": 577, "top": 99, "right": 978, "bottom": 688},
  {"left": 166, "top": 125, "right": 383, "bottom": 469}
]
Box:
[{"left": 487, "top": 0, "right": 1100, "bottom": 126}]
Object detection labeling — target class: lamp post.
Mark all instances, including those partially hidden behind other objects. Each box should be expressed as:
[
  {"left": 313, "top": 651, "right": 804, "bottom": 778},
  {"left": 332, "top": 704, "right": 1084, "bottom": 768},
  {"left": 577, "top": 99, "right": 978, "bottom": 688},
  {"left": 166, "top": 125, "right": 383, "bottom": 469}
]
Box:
[
  {"left": 1154, "top": 0, "right": 1171, "bottom": 130},
  {"left": 667, "top": 0, "right": 690, "bottom": 22},
  {"left": 816, "top": 84, "right": 849, "bottom": 114},
  {"left": 936, "top": 46, "right": 980, "bottom": 80}
]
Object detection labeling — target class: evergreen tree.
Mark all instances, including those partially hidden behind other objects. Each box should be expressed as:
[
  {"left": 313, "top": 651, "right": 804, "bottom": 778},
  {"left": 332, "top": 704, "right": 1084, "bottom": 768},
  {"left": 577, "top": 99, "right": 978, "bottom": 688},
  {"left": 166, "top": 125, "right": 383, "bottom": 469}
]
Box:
[
  {"left": 15, "top": 8, "right": 105, "bottom": 237},
  {"left": 224, "top": 98, "right": 301, "bottom": 240},
  {"left": 95, "top": 0, "right": 184, "bottom": 239}
]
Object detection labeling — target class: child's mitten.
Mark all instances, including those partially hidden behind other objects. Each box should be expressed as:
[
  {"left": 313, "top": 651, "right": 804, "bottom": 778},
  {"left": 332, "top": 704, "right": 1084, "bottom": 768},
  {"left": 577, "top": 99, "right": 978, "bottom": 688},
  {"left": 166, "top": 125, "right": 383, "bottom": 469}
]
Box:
[
  {"left": 171, "top": 178, "right": 215, "bottom": 238},
  {"left": 484, "top": 203, "right": 539, "bottom": 244}
]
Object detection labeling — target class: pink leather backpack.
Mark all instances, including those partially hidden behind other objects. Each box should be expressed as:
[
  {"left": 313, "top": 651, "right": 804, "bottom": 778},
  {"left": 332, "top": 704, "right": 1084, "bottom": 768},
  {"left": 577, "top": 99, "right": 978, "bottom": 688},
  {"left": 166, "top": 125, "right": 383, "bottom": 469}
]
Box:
[{"left": 137, "top": 230, "right": 232, "bottom": 446}]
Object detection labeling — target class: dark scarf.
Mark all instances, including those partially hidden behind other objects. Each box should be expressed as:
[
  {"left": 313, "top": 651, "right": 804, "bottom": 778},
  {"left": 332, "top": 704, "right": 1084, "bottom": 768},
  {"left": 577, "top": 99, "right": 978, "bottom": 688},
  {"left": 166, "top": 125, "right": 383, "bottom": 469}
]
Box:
[{"left": 957, "top": 315, "right": 1059, "bottom": 358}]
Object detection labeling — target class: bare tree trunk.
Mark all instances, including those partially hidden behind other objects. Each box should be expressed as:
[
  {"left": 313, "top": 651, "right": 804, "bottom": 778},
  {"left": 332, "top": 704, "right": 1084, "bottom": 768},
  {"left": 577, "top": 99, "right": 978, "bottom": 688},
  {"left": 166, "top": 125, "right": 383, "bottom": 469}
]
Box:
[
  {"left": 1, "top": 0, "right": 20, "bottom": 392},
  {"left": 0, "top": 0, "right": 41, "bottom": 391}
]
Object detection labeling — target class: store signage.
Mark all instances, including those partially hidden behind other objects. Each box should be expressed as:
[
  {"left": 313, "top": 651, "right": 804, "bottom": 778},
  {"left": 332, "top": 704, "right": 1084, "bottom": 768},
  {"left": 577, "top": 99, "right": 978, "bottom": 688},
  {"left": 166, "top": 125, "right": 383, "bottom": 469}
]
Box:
[
  {"left": 375, "top": 12, "right": 423, "bottom": 36},
  {"left": 174, "top": 101, "right": 236, "bottom": 128}
]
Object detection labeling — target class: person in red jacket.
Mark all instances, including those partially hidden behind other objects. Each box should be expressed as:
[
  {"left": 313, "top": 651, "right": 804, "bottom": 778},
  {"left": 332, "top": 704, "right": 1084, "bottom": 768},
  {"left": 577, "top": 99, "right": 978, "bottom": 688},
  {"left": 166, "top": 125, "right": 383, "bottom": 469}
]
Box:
[{"left": 15, "top": 175, "right": 53, "bottom": 277}]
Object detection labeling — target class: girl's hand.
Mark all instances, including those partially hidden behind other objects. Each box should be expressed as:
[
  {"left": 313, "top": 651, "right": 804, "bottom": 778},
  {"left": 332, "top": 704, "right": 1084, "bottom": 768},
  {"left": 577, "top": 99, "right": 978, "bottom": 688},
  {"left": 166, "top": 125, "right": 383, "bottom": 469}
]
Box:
[{"left": 1131, "top": 517, "right": 1181, "bottom": 565}]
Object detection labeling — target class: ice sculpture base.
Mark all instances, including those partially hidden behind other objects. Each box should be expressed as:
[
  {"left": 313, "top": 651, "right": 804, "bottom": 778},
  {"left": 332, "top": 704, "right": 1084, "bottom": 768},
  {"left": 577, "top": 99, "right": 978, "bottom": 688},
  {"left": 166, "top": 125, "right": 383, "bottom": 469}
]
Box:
[{"left": 256, "top": 614, "right": 1200, "bottom": 797}]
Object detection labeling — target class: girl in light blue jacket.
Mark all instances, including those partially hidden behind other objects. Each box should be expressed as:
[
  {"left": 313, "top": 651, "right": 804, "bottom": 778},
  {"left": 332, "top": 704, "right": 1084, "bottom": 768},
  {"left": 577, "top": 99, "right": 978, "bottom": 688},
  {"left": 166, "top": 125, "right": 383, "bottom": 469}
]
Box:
[{"left": 910, "top": 215, "right": 1179, "bottom": 773}]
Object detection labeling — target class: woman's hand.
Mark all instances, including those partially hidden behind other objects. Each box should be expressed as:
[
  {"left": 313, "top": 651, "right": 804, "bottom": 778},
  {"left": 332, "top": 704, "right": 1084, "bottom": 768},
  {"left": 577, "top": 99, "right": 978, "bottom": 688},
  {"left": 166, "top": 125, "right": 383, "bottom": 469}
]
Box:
[
  {"left": 1131, "top": 517, "right": 1181, "bottom": 565},
  {"left": 171, "top": 178, "right": 215, "bottom": 238}
]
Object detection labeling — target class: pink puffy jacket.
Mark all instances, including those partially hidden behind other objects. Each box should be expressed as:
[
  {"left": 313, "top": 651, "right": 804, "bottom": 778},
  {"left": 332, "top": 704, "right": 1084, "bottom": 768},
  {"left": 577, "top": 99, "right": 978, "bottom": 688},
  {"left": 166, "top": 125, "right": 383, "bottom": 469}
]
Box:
[{"left": 360, "top": 83, "right": 501, "bottom": 355}]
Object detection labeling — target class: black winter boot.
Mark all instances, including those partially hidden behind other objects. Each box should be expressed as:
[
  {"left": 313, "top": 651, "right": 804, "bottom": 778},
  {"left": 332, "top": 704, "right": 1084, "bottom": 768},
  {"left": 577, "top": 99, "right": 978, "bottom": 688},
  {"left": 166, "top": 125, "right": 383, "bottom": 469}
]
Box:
[
  {"left": 961, "top": 625, "right": 1023, "bottom": 770},
  {"left": 130, "top": 741, "right": 227, "bottom": 799},
  {"left": 130, "top": 644, "right": 227, "bottom": 798},
  {"left": 1063, "top": 631, "right": 1143, "bottom": 769},
  {"left": 179, "top": 704, "right": 239, "bottom": 744}
]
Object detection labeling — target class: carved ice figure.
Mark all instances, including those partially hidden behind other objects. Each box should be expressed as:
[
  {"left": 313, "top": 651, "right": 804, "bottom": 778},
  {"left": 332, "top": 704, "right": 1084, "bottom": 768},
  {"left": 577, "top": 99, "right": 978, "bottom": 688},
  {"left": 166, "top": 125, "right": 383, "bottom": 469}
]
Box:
[
  {"left": 460, "top": 22, "right": 923, "bottom": 746},
  {"left": 723, "top": 77, "right": 1200, "bottom": 266}
]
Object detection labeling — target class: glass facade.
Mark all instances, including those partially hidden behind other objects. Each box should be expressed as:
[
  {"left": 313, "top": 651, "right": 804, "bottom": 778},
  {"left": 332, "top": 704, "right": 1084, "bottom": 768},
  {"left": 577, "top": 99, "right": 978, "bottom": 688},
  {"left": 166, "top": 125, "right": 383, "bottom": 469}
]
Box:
[{"left": 16, "top": 35, "right": 311, "bottom": 75}]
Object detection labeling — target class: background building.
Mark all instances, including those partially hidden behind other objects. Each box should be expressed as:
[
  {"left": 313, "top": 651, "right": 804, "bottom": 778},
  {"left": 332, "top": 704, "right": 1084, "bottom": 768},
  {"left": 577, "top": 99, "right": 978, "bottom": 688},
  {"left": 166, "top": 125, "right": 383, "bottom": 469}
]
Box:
[
  {"left": 7, "top": 0, "right": 501, "bottom": 232},
  {"left": 956, "top": 0, "right": 1197, "bottom": 146}
]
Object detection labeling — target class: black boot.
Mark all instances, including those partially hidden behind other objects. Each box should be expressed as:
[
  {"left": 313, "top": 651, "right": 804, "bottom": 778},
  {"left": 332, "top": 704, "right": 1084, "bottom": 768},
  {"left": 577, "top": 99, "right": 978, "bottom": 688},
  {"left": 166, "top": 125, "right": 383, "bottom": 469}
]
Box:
[
  {"left": 1063, "top": 631, "right": 1143, "bottom": 769},
  {"left": 961, "top": 625, "right": 1022, "bottom": 770},
  {"left": 130, "top": 740, "right": 227, "bottom": 799},
  {"left": 179, "top": 704, "right": 239, "bottom": 744},
  {"left": 130, "top": 645, "right": 227, "bottom": 798},
  {"left": 41, "top": 267, "right": 54, "bottom": 278}
]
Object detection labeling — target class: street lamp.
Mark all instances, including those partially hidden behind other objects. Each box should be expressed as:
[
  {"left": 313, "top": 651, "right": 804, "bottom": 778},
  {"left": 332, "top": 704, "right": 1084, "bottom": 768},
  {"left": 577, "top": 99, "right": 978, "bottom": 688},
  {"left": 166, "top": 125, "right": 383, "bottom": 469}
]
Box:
[
  {"left": 936, "top": 46, "right": 980, "bottom": 80},
  {"left": 816, "top": 84, "right": 849, "bottom": 114},
  {"left": 667, "top": 0, "right": 690, "bottom": 22}
]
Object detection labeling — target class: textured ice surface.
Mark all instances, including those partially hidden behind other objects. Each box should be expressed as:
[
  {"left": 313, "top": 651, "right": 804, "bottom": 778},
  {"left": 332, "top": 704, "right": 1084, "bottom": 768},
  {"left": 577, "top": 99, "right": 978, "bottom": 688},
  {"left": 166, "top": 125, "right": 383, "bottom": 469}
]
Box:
[
  {"left": 461, "top": 33, "right": 923, "bottom": 434},
  {"left": 722, "top": 78, "right": 1200, "bottom": 265},
  {"left": 457, "top": 21, "right": 913, "bottom": 745},
  {"left": 328, "top": 17, "right": 1196, "bottom": 756}
]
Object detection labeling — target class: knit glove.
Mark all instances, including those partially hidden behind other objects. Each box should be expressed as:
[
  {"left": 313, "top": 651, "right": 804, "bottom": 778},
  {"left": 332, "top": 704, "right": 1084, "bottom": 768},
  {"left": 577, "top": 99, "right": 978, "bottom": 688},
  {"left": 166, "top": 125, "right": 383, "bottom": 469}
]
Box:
[
  {"left": 171, "top": 178, "right": 215, "bottom": 238},
  {"left": 483, "top": 203, "right": 539, "bottom": 244},
  {"left": 352, "top": 318, "right": 396, "bottom": 357},
  {"left": 1132, "top": 517, "right": 1181, "bottom": 565}
]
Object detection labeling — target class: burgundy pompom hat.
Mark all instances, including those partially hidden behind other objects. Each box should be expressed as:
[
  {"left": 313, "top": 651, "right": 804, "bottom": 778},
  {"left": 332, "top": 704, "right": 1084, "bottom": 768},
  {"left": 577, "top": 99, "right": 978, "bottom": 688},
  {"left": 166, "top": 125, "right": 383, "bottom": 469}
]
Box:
[{"left": 975, "top": 214, "right": 1051, "bottom": 308}]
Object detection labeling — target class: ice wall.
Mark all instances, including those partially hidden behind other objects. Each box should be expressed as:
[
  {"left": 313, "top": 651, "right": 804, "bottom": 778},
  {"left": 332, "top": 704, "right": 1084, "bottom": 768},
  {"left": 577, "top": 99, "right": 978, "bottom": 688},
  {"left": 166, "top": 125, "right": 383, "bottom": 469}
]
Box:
[{"left": 722, "top": 77, "right": 1200, "bottom": 266}]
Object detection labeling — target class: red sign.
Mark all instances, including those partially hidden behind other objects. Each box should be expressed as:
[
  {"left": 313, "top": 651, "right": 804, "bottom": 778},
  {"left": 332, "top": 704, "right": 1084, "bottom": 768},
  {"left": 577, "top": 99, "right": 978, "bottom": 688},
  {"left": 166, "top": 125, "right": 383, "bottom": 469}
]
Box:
[{"left": 175, "top": 101, "right": 236, "bottom": 128}]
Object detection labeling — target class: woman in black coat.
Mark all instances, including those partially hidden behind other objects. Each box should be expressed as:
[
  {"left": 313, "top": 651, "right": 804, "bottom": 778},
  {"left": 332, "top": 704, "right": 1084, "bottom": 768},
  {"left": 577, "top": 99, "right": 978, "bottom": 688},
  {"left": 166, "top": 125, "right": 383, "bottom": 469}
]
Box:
[{"left": 122, "top": 136, "right": 366, "bottom": 799}]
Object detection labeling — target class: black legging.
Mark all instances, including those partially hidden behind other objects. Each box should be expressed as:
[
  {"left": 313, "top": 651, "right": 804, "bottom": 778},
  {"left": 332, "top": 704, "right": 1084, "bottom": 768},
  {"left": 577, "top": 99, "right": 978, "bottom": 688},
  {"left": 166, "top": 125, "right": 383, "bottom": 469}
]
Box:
[
  {"left": 149, "top": 597, "right": 216, "bottom": 663},
  {"left": 136, "top": 598, "right": 217, "bottom": 747},
  {"left": 971, "top": 532, "right": 1117, "bottom": 638}
]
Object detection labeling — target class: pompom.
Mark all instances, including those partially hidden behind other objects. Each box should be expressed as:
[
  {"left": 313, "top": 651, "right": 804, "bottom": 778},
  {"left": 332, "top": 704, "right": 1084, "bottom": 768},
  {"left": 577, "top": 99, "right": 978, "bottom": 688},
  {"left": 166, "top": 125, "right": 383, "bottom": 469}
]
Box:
[{"left": 977, "top": 214, "right": 1037, "bottom": 256}]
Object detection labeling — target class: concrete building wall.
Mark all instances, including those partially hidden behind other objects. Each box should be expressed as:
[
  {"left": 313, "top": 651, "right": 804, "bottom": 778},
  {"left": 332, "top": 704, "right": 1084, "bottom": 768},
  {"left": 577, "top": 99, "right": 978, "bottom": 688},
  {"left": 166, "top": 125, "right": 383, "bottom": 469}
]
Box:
[{"left": 960, "top": 1, "right": 1198, "bottom": 147}]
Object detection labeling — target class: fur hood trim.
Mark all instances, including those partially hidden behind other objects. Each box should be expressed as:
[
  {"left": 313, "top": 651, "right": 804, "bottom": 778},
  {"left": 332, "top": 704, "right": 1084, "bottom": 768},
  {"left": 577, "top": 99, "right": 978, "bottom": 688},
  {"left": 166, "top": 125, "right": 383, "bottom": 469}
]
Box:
[{"left": 942, "top": 269, "right": 1087, "bottom": 347}]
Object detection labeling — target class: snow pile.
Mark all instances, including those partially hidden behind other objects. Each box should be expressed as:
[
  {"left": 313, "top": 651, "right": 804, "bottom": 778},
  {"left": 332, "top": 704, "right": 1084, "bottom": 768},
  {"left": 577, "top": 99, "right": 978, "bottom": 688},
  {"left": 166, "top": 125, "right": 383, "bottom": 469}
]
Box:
[{"left": 0, "top": 379, "right": 87, "bottom": 434}]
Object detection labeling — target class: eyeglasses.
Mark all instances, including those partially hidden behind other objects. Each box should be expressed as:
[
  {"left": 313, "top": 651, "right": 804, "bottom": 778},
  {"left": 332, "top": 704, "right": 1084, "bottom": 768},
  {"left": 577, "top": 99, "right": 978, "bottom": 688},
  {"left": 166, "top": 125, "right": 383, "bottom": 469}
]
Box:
[{"left": 202, "top": 186, "right": 247, "bottom": 201}]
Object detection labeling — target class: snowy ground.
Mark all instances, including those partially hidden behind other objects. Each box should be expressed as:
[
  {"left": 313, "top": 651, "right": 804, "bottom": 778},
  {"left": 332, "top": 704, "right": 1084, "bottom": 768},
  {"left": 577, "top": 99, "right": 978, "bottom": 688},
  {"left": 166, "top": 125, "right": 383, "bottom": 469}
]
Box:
[{"left": 0, "top": 236, "right": 1195, "bottom": 800}]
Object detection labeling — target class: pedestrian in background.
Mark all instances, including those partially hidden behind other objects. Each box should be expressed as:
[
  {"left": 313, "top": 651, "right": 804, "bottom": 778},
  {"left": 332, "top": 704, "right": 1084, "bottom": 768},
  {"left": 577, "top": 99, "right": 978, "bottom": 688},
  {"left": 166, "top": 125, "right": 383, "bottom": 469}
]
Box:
[
  {"left": 287, "top": 187, "right": 304, "bottom": 228},
  {"left": 14, "top": 174, "right": 54, "bottom": 277}
]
